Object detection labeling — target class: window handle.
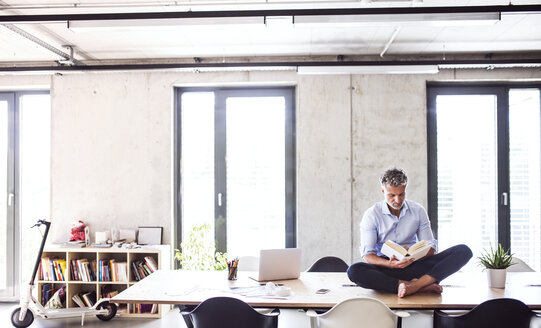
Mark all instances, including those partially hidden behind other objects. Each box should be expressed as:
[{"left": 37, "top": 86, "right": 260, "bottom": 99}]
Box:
[
  {"left": 218, "top": 193, "right": 222, "bottom": 207},
  {"left": 501, "top": 192, "right": 508, "bottom": 206},
  {"left": 8, "top": 193, "right": 14, "bottom": 206}
]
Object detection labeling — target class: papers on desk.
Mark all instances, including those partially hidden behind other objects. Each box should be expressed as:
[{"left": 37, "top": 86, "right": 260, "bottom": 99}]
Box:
[
  {"left": 229, "top": 286, "right": 271, "bottom": 297},
  {"left": 228, "top": 286, "right": 290, "bottom": 299}
]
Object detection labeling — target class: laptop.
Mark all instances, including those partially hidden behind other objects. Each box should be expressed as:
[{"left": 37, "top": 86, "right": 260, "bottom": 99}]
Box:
[{"left": 250, "top": 248, "right": 302, "bottom": 282}]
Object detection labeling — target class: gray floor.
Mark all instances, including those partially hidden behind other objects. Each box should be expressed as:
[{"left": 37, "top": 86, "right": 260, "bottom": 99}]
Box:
[
  {"left": 1, "top": 302, "right": 187, "bottom": 328},
  {"left": 6, "top": 301, "right": 540, "bottom": 328},
  {"left": 1, "top": 302, "right": 311, "bottom": 328}
]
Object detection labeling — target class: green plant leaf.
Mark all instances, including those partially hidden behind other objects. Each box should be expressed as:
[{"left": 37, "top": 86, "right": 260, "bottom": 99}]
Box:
[
  {"left": 174, "top": 223, "right": 227, "bottom": 271},
  {"left": 477, "top": 243, "right": 515, "bottom": 269}
]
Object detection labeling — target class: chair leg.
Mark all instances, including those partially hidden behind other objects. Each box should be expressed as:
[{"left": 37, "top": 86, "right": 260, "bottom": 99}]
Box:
[
  {"left": 178, "top": 305, "right": 195, "bottom": 328},
  {"left": 397, "top": 316, "right": 402, "bottom": 328}
]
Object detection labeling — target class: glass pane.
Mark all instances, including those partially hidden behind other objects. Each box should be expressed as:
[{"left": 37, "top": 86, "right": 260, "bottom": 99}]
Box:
[
  {"left": 436, "top": 95, "right": 498, "bottom": 271},
  {"left": 19, "top": 94, "right": 51, "bottom": 284},
  {"left": 226, "top": 97, "right": 285, "bottom": 256},
  {"left": 181, "top": 92, "right": 215, "bottom": 243},
  {"left": 509, "top": 88, "right": 541, "bottom": 272},
  {"left": 0, "top": 100, "right": 7, "bottom": 290}
]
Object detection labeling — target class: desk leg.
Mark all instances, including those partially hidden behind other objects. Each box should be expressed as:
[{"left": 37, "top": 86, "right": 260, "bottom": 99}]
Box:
[{"left": 178, "top": 305, "right": 195, "bottom": 328}]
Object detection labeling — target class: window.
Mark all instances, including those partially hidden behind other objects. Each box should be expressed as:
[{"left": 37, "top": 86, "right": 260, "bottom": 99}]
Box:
[
  {"left": 0, "top": 91, "right": 50, "bottom": 300},
  {"left": 175, "top": 87, "right": 296, "bottom": 257},
  {"left": 427, "top": 84, "right": 541, "bottom": 272}
]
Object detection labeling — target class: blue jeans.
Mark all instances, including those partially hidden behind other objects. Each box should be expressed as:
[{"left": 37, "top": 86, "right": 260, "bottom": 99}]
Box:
[{"left": 347, "top": 244, "right": 472, "bottom": 293}]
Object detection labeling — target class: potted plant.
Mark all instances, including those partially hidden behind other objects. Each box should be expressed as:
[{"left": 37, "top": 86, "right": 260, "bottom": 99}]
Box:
[
  {"left": 478, "top": 243, "right": 515, "bottom": 288},
  {"left": 174, "top": 223, "right": 227, "bottom": 271}
]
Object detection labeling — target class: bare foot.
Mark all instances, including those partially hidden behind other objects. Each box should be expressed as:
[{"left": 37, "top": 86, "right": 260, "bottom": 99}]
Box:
[
  {"left": 418, "top": 283, "right": 443, "bottom": 294},
  {"left": 398, "top": 278, "right": 440, "bottom": 298},
  {"left": 397, "top": 281, "right": 420, "bottom": 298},
  {"left": 398, "top": 282, "right": 407, "bottom": 298}
]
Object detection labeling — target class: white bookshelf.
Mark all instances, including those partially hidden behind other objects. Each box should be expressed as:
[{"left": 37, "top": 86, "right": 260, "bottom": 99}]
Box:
[{"left": 38, "top": 245, "right": 170, "bottom": 319}]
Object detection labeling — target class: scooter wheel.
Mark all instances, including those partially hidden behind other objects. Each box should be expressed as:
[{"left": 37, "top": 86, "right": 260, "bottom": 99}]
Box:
[
  {"left": 10, "top": 307, "right": 34, "bottom": 328},
  {"left": 96, "top": 301, "right": 117, "bottom": 321}
]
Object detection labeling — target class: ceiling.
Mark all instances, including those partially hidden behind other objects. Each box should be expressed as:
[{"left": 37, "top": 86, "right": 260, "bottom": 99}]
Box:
[{"left": 1, "top": 0, "right": 541, "bottom": 71}]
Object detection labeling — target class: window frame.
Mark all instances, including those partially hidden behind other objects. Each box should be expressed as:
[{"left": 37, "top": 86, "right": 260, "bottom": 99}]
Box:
[
  {"left": 0, "top": 90, "right": 49, "bottom": 301},
  {"left": 173, "top": 86, "right": 296, "bottom": 257},
  {"left": 427, "top": 82, "right": 541, "bottom": 252}
]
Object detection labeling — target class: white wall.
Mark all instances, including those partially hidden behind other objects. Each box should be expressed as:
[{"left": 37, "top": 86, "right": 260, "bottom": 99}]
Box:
[
  {"left": 50, "top": 72, "right": 172, "bottom": 247},
  {"left": 1, "top": 68, "right": 540, "bottom": 269}
]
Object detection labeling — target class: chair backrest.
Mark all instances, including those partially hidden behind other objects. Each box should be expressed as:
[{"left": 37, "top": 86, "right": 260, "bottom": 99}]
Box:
[
  {"left": 308, "top": 297, "right": 407, "bottom": 328},
  {"left": 237, "top": 256, "right": 260, "bottom": 271},
  {"left": 506, "top": 257, "right": 535, "bottom": 272},
  {"left": 184, "top": 296, "right": 279, "bottom": 328},
  {"left": 433, "top": 298, "right": 533, "bottom": 328},
  {"left": 307, "top": 256, "right": 349, "bottom": 272}
]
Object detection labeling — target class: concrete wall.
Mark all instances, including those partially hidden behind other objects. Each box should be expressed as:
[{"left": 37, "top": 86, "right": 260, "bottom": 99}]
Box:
[
  {"left": 1, "top": 68, "right": 540, "bottom": 269},
  {"left": 351, "top": 74, "right": 431, "bottom": 262}
]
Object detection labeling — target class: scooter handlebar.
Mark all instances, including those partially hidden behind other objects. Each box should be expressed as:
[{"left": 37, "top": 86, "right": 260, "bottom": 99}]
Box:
[{"left": 31, "top": 220, "right": 51, "bottom": 228}]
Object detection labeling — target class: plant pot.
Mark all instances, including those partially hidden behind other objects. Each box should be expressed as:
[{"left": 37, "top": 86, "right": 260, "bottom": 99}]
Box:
[{"left": 486, "top": 269, "right": 507, "bottom": 288}]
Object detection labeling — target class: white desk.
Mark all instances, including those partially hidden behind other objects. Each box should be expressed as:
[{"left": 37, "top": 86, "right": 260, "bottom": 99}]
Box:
[{"left": 112, "top": 270, "right": 541, "bottom": 310}]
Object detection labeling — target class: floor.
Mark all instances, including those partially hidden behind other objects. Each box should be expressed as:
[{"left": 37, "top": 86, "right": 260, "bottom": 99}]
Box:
[
  {"left": 0, "top": 302, "right": 310, "bottom": 328},
  {"left": 1, "top": 302, "right": 185, "bottom": 328},
  {"left": 3, "top": 302, "right": 539, "bottom": 328}
]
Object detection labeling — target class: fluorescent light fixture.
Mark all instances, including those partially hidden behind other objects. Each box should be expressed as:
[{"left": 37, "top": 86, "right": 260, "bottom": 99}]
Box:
[
  {"left": 295, "top": 12, "right": 500, "bottom": 27},
  {"left": 68, "top": 17, "right": 263, "bottom": 30},
  {"left": 297, "top": 65, "right": 439, "bottom": 75},
  {"left": 175, "top": 66, "right": 298, "bottom": 73},
  {"left": 265, "top": 16, "right": 294, "bottom": 27},
  {"left": 66, "top": 10, "right": 500, "bottom": 31},
  {"left": 438, "top": 63, "right": 541, "bottom": 70}
]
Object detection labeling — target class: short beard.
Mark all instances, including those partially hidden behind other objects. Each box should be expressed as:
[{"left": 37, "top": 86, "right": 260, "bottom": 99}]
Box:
[{"left": 387, "top": 200, "right": 403, "bottom": 211}]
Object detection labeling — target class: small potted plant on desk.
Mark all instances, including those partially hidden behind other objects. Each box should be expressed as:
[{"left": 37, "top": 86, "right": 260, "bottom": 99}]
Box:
[{"left": 478, "top": 243, "right": 515, "bottom": 288}]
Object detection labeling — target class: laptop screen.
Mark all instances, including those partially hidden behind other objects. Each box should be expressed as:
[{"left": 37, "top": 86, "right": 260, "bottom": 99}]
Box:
[{"left": 253, "top": 248, "right": 302, "bottom": 282}]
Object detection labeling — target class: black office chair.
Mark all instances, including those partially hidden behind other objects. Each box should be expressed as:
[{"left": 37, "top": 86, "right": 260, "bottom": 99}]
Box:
[
  {"left": 433, "top": 298, "right": 540, "bottom": 328},
  {"left": 307, "top": 256, "right": 349, "bottom": 272},
  {"left": 180, "top": 296, "right": 280, "bottom": 328}
]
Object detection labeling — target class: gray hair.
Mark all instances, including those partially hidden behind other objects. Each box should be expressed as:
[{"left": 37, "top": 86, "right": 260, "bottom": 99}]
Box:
[{"left": 380, "top": 168, "right": 408, "bottom": 187}]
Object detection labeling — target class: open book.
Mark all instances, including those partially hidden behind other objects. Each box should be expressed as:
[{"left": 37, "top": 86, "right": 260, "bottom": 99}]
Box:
[{"left": 381, "top": 240, "right": 431, "bottom": 261}]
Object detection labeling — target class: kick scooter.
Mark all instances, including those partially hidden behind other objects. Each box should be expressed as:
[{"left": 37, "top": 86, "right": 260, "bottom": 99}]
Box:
[{"left": 11, "top": 219, "right": 117, "bottom": 327}]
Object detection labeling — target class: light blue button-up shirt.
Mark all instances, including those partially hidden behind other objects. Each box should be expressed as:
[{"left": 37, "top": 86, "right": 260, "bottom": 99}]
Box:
[{"left": 360, "top": 200, "right": 437, "bottom": 258}]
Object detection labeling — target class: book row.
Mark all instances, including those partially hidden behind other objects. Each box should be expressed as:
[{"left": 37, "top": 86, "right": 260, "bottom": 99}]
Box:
[
  {"left": 71, "top": 290, "right": 96, "bottom": 308},
  {"left": 70, "top": 258, "right": 96, "bottom": 282},
  {"left": 70, "top": 285, "right": 119, "bottom": 308},
  {"left": 98, "top": 259, "right": 129, "bottom": 282},
  {"left": 128, "top": 303, "right": 159, "bottom": 314},
  {"left": 41, "top": 283, "right": 60, "bottom": 306},
  {"left": 39, "top": 256, "right": 158, "bottom": 282},
  {"left": 131, "top": 256, "right": 158, "bottom": 281},
  {"left": 40, "top": 257, "right": 66, "bottom": 281}
]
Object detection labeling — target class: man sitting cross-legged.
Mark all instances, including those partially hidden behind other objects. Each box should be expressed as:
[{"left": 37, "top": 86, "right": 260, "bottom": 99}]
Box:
[{"left": 347, "top": 167, "right": 472, "bottom": 297}]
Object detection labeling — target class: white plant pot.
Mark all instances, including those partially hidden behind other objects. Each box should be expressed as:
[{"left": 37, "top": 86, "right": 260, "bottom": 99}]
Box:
[{"left": 487, "top": 269, "right": 507, "bottom": 288}]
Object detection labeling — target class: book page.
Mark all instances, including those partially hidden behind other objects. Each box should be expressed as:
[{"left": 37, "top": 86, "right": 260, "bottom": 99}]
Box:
[
  {"left": 408, "top": 240, "right": 428, "bottom": 253},
  {"left": 383, "top": 240, "right": 408, "bottom": 256},
  {"left": 381, "top": 241, "right": 408, "bottom": 260},
  {"left": 407, "top": 242, "right": 431, "bottom": 260}
]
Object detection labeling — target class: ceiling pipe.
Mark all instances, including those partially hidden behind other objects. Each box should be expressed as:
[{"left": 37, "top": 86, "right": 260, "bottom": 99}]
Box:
[
  {"left": 1, "top": 58, "right": 540, "bottom": 73},
  {"left": 0, "top": 4, "right": 539, "bottom": 23},
  {"left": 1, "top": 0, "right": 374, "bottom": 11},
  {"left": 1, "top": 24, "right": 84, "bottom": 66},
  {"left": 380, "top": 27, "right": 400, "bottom": 58},
  {"left": 0, "top": 0, "right": 425, "bottom": 12}
]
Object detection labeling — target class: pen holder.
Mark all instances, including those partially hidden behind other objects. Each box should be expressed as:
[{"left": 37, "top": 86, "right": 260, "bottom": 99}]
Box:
[{"left": 227, "top": 266, "right": 238, "bottom": 280}]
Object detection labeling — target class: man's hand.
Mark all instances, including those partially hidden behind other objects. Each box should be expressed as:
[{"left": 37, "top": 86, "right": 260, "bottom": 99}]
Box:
[
  {"left": 388, "top": 256, "right": 414, "bottom": 269},
  {"left": 364, "top": 253, "right": 414, "bottom": 269}
]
